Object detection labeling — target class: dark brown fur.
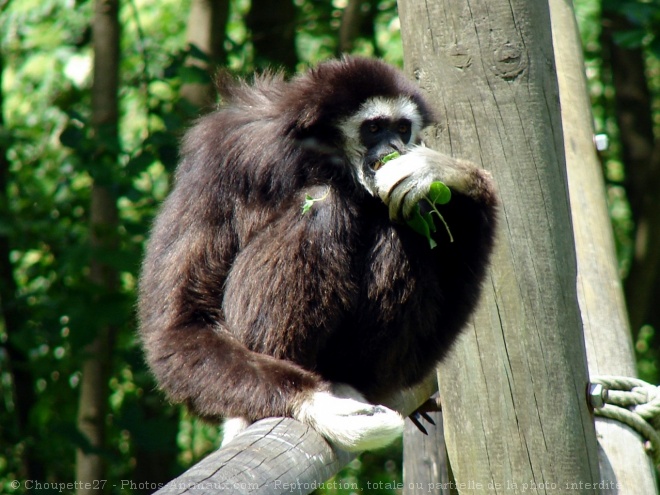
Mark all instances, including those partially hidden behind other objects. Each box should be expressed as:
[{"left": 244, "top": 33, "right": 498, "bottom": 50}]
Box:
[{"left": 138, "top": 57, "right": 497, "bottom": 422}]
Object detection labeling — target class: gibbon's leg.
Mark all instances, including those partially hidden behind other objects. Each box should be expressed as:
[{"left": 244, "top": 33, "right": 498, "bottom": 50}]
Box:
[
  {"left": 221, "top": 388, "right": 404, "bottom": 452},
  {"left": 142, "top": 285, "right": 404, "bottom": 452}
]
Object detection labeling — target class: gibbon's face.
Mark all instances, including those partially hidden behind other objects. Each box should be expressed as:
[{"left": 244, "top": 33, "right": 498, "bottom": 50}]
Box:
[{"left": 337, "top": 95, "right": 425, "bottom": 194}]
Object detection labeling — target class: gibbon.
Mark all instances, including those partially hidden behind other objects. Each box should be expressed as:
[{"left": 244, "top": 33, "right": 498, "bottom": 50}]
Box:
[{"left": 138, "top": 57, "right": 498, "bottom": 452}]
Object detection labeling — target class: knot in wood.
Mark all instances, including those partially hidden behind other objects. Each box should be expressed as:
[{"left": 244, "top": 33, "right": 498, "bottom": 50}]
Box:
[
  {"left": 492, "top": 43, "right": 527, "bottom": 80},
  {"left": 447, "top": 43, "right": 471, "bottom": 69}
]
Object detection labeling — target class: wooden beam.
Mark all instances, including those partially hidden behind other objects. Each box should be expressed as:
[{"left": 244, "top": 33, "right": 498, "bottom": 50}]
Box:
[
  {"left": 154, "top": 418, "right": 353, "bottom": 495},
  {"left": 154, "top": 376, "right": 437, "bottom": 494}
]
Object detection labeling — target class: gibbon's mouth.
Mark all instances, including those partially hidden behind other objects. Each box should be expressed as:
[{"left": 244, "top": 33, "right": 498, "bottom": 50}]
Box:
[
  {"left": 371, "top": 159, "right": 385, "bottom": 171},
  {"left": 371, "top": 151, "right": 401, "bottom": 171}
]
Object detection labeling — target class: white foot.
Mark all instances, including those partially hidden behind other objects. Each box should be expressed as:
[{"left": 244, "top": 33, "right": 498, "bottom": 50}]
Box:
[
  {"left": 221, "top": 417, "right": 251, "bottom": 446},
  {"left": 293, "top": 384, "right": 404, "bottom": 452}
]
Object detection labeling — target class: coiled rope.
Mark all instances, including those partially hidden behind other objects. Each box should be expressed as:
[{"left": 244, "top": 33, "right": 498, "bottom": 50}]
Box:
[{"left": 591, "top": 375, "right": 660, "bottom": 466}]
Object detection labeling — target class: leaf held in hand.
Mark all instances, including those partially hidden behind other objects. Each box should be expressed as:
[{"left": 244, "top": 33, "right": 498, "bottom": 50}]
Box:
[
  {"left": 374, "top": 151, "right": 401, "bottom": 171},
  {"left": 381, "top": 151, "right": 400, "bottom": 163},
  {"left": 427, "top": 181, "right": 451, "bottom": 205},
  {"left": 406, "top": 205, "right": 438, "bottom": 249},
  {"left": 404, "top": 180, "right": 454, "bottom": 248}
]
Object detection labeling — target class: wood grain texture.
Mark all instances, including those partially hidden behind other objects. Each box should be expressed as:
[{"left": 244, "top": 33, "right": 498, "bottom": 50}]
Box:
[
  {"left": 403, "top": 410, "right": 451, "bottom": 495},
  {"left": 398, "top": 0, "right": 601, "bottom": 491},
  {"left": 549, "top": 0, "right": 658, "bottom": 492}
]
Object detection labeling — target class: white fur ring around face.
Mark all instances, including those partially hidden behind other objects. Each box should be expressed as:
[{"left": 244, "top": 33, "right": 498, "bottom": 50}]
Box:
[{"left": 293, "top": 385, "right": 404, "bottom": 452}]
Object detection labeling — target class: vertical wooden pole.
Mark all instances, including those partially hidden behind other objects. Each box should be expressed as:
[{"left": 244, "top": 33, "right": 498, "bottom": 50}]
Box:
[
  {"left": 403, "top": 410, "right": 451, "bottom": 495},
  {"left": 398, "top": 0, "right": 601, "bottom": 490},
  {"left": 550, "top": 0, "right": 658, "bottom": 492}
]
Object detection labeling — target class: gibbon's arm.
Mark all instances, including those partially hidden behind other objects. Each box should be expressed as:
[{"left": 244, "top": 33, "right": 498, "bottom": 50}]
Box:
[
  {"left": 376, "top": 147, "right": 498, "bottom": 273},
  {"left": 139, "top": 185, "right": 403, "bottom": 452},
  {"left": 374, "top": 145, "right": 498, "bottom": 339}
]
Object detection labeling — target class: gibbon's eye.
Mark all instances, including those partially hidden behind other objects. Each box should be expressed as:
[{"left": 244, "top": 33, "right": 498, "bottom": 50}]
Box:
[
  {"left": 397, "top": 121, "right": 410, "bottom": 135},
  {"left": 368, "top": 122, "right": 381, "bottom": 134}
]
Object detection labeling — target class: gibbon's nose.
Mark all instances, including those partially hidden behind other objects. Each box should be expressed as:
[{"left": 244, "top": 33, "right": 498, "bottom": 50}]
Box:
[
  {"left": 369, "top": 138, "right": 405, "bottom": 166},
  {"left": 387, "top": 138, "right": 404, "bottom": 154}
]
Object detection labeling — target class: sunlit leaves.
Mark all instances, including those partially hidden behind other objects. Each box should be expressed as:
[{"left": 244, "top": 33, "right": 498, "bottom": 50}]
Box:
[{"left": 405, "top": 181, "right": 453, "bottom": 248}]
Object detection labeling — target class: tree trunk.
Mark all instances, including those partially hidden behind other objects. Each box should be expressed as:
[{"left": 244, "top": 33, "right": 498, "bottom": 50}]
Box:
[
  {"left": 550, "top": 0, "right": 658, "bottom": 492},
  {"left": 398, "top": 0, "right": 601, "bottom": 490},
  {"left": 601, "top": 12, "right": 660, "bottom": 337},
  {"left": 181, "top": 0, "right": 230, "bottom": 108},
  {"left": 0, "top": 45, "right": 44, "bottom": 484},
  {"left": 338, "top": 0, "right": 366, "bottom": 54},
  {"left": 247, "top": 0, "right": 297, "bottom": 71},
  {"left": 75, "top": 0, "right": 120, "bottom": 492}
]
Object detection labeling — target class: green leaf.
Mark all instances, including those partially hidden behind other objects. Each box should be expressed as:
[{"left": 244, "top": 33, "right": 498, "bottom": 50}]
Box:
[
  {"left": 178, "top": 65, "right": 212, "bottom": 84},
  {"left": 406, "top": 205, "right": 437, "bottom": 249},
  {"left": 427, "top": 181, "right": 451, "bottom": 205},
  {"left": 301, "top": 189, "right": 330, "bottom": 215},
  {"left": 404, "top": 181, "right": 453, "bottom": 248},
  {"left": 301, "top": 195, "right": 315, "bottom": 215},
  {"left": 187, "top": 43, "right": 212, "bottom": 63},
  {"left": 612, "top": 29, "right": 647, "bottom": 49},
  {"left": 381, "top": 151, "right": 400, "bottom": 164},
  {"left": 406, "top": 205, "right": 429, "bottom": 236}
]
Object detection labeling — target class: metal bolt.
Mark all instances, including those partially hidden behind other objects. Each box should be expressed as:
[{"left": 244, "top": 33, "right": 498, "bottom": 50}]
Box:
[
  {"left": 588, "top": 383, "right": 608, "bottom": 409},
  {"left": 594, "top": 134, "right": 609, "bottom": 151}
]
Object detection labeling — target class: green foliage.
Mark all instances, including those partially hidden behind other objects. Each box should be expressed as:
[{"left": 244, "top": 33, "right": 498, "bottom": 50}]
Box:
[
  {"left": 0, "top": 0, "right": 195, "bottom": 488},
  {"left": 604, "top": 0, "right": 660, "bottom": 56},
  {"left": 314, "top": 439, "right": 403, "bottom": 495},
  {"left": 295, "top": 0, "right": 402, "bottom": 67},
  {"left": 0, "top": 0, "right": 406, "bottom": 491},
  {"left": 0, "top": 0, "right": 654, "bottom": 493},
  {"left": 405, "top": 181, "right": 453, "bottom": 249}
]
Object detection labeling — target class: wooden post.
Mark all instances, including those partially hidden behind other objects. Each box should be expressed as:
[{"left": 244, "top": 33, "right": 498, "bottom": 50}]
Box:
[
  {"left": 549, "top": 0, "right": 659, "bottom": 492},
  {"left": 403, "top": 410, "right": 451, "bottom": 495},
  {"left": 398, "top": 0, "right": 602, "bottom": 491}
]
